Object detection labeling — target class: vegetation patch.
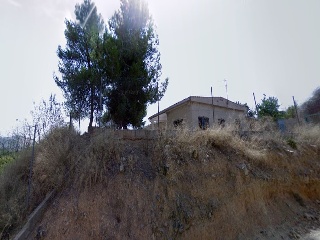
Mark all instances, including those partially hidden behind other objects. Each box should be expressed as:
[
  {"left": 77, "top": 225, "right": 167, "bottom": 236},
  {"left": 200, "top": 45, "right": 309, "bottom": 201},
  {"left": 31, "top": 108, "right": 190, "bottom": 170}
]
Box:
[
  {"left": 0, "top": 154, "right": 14, "bottom": 173},
  {"left": 287, "top": 138, "right": 297, "bottom": 149}
]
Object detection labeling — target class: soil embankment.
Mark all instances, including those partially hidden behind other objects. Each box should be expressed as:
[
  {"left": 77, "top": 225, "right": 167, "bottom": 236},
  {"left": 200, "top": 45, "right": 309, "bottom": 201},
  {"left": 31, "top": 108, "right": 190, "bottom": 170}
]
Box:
[{"left": 29, "top": 129, "right": 320, "bottom": 240}]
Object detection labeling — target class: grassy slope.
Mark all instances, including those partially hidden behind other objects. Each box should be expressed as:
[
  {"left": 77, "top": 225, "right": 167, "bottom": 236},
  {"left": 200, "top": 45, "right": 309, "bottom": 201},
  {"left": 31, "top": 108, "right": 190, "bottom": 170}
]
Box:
[{"left": 1, "top": 125, "right": 320, "bottom": 239}]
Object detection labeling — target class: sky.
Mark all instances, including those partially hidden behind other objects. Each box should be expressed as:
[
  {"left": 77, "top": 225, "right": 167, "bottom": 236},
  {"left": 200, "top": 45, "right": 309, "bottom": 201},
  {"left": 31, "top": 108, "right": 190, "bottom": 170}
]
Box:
[{"left": 1, "top": 0, "right": 319, "bottom": 134}]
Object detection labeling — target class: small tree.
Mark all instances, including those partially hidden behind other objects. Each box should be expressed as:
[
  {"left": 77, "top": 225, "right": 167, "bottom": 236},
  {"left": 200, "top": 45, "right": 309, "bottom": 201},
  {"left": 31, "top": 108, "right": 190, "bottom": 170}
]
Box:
[
  {"left": 31, "top": 94, "right": 65, "bottom": 140},
  {"left": 284, "top": 105, "right": 296, "bottom": 119},
  {"left": 257, "top": 96, "right": 282, "bottom": 121}
]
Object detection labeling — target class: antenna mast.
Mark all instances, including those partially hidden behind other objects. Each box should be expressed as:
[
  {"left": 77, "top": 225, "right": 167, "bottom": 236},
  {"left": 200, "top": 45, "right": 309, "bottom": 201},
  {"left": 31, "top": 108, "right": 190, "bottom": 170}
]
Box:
[
  {"left": 211, "top": 86, "right": 214, "bottom": 126},
  {"left": 224, "top": 79, "right": 228, "bottom": 101}
]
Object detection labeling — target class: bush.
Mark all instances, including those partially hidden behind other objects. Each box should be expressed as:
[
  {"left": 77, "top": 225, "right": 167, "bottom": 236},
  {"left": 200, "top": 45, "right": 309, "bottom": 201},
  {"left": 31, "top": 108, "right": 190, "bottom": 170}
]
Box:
[
  {"left": 0, "top": 154, "right": 14, "bottom": 173},
  {"left": 287, "top": 138, "right": 297, "bottom": 149},
  {"left": 0, "top": 149, "right": 31, "bottom": 237}
]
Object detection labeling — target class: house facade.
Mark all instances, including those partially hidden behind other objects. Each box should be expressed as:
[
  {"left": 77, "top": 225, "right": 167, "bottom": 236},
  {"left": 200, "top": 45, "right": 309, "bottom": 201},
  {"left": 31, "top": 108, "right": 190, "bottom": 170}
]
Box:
[{"left": 148, "top": 96, "right": 247, "bottom": 130}]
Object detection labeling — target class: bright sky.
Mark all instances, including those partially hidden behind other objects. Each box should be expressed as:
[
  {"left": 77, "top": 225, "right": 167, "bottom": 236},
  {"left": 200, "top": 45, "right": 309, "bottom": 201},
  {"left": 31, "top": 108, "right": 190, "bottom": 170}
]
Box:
[{"left": 1, "top": 0, "right": 319, "bottom": 134}]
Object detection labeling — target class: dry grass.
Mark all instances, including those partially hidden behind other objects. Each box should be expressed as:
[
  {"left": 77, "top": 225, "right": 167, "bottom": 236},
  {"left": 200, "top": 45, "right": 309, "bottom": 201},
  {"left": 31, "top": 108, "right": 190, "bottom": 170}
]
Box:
[
  {"left": 33, "top": 127, "right": 81, "bottom": 198},
  {"left": 160, "top": 124, "right": 280, "bottom": 162},
  {"left": 294, "top": 124, "right": 320, "bottom": 145},
  {"left": 1, "top": 122, "right": 319, "bottom": 239},
  {"left": 73, "top": 130, "right": 122, "bottom": 188},
  {"left": 0, "top": 126, "right": 80, "bottom": 237}
]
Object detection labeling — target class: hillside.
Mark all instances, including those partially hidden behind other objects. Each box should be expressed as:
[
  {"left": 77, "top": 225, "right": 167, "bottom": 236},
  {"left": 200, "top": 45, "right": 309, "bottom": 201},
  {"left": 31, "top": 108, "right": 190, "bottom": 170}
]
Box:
[{"left": 1, "top": 125, "right": 320, "bottom": 239}]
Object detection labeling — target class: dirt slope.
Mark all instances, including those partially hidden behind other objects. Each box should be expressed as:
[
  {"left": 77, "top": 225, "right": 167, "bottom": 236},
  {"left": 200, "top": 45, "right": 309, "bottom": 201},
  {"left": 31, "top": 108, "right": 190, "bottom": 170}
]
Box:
[{"left": 29, "top": 130, "right": 320, "bottom": 240}]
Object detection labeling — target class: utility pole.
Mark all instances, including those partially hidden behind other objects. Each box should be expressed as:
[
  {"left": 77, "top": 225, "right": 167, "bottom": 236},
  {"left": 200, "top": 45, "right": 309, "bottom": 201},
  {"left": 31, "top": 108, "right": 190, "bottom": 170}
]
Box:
[
  {"left": 99, "top": 77, "right": 103, "bottom": 127},
  {"left": 157, "top": 82, "right": 159, "bottom": 130},
  {"left": 253, "top": 92, "right": 258, "bottom": 118},
  {"left": 211, "top": 86, "right": 214, "bottom": 126},
  {"left": 224, "top": 79, "right": 228, "bottom": 102},
  {"left": 27, "top": 125, "right": 37, "bottom": 209},
  {"left": 292, "top": 96, "right": 301, "bottom": 125}
]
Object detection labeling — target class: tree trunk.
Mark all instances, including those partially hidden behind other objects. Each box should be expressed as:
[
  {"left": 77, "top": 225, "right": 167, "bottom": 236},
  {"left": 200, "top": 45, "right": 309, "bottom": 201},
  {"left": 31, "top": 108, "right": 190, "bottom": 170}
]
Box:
[
  {"left": 69, "top": 115, "right": 72, "bottom": 130},
  {"left": 87, "top": 48, "right": 94, "bottom": 132},
  {"left": 89, "top": 84, "right": 94, "bottom": 131}
]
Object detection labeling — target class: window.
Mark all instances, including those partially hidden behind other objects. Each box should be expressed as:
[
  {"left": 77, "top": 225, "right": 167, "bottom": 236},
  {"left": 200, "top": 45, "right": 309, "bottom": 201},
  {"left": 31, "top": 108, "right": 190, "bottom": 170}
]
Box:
[
  {"left": 218, "top": 118, "right": 225, "bottom": 127},
  {"left": 198, "top": 116, "right": 209, "bottom": 130},
  {"left": 173, "top": 119, "right": 184, "bottom": 127}
]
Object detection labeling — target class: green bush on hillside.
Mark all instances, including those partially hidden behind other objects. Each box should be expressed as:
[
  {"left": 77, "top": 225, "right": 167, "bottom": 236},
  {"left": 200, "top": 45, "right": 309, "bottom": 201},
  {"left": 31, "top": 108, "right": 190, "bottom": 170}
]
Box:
[{"left": 0, "top": 154, "right": 14, "bottom": 173}]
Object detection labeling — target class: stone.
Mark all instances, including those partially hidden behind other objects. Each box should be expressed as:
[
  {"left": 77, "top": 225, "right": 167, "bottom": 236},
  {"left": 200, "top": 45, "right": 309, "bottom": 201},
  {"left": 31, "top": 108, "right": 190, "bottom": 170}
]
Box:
[
  {"left": 119, "top": 163, "right": 125, "bottom": 172},
  {"left": 304, "top": 212, "right": 316, "bottom": 220},
  {"left": 237, "top": 163, "right": 249, "bottom": 176}
]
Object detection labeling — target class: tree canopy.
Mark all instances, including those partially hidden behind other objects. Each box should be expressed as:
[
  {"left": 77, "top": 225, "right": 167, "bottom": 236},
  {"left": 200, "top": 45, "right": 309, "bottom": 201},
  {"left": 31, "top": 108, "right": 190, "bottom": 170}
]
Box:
[
  {"left": 106, "top": 0, "right": 168, "bottom": 129},
  {"left": 257, "top": 96, "right": 282, "bottom": 120},
  {"left": 301, "top": 87, "right": 320, "bottom": 116},
  {"left": 55, "top": 0, "right": 168, "bottom": 130},
  {"left": 54, "top": 0, "right": 105, "bottom": 131}
]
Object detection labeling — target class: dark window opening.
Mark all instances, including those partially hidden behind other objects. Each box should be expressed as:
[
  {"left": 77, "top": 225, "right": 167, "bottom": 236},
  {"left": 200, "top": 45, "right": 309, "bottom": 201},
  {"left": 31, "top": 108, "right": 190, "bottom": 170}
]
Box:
[
  {"left": 198, "top": 116, "right": 209, "bottom": 130},
  {"left": 218, "top": 118, "right": 225, "bottom": 127},
  {"left": 173, "top": 119, "right": 184, "bottom": 127}
]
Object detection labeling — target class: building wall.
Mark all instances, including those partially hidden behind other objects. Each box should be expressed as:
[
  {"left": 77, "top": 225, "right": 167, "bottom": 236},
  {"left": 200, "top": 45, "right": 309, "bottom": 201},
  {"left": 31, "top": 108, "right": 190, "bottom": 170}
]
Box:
[
  {"left": 166, "top": 103, "right": 192, "bottom": 129},
  {"left": 190, "top": 103, "right": 245, "bottom": 129},
  {"left": 190, "top": 103, "right": 212, "bottom": 129},
  {"left": 165, "top": 102, "right": 245, "bottom": 130}
]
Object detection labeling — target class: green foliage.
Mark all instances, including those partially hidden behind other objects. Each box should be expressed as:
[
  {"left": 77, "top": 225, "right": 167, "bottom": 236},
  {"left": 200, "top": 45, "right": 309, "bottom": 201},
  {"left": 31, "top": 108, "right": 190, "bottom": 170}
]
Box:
[
  {"left": 106, "top": 0, "right": 168, "bottom": 129},
  {"left": 257, "top": 96, "right": 282, "bottom": 121},
  {"left": 0, "top": 154, "right": 14, "bottom": 173},
  {"left": 55, "top": 0, "right": 168, "bottom": 130},
  {"left": 287, "top": 138, "right": 297, "bottom": 149},
  {"left": 0, "top": 149, "right": 30, "bottom": 237},
  {"left": 54, "top": 0, "right": 105, "bottom": 130},
  {"left": 284, "top": 105, "right": 296, "bottom": 119}
]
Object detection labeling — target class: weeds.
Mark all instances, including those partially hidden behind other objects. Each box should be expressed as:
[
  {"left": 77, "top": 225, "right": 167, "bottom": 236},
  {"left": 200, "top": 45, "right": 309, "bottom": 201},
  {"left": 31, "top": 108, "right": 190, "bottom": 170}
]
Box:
[
  {"left": 0, "top": 153, "right": 14, "bottom": 173},
  {"left": 287, "top": 138, "right": 297, "bottom": 149},
  {"left": 294, "top": 124, "right": 320, "bottom": 145},
  {"left": 0, "top": 149, "right": 31, "bottom": 237}
]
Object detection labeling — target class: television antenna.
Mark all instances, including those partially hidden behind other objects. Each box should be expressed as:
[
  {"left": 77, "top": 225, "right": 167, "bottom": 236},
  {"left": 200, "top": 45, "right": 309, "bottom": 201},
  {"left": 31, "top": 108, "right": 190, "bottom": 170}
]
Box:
[{"left": 224, "top": 79, "right": 228, "bottom": 101}]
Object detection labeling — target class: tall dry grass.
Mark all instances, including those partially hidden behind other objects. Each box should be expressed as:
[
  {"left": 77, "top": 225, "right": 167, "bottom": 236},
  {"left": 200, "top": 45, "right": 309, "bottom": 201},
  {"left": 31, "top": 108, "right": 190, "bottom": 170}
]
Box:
[
  {"left": 160, "top": 123, "right": 282, "bottom": 162},
  {"left": 157, "top": 121, "right": 320, "bottom": 185},
  {"left": 294, "top": 124, "right": 320, "bottom": 145},
  {"left": 73, "top": 130, "right": 123, "bottom": 188}
]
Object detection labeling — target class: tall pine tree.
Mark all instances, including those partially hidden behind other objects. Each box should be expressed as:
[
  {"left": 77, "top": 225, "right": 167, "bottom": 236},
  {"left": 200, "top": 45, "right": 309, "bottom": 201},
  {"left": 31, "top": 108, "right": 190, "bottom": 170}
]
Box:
[
  {"left": 54, "top": 0, "right": 104, "bottom": 131},
  {"left": 106, "top": 0, "right": 168, "bottom": 129}
]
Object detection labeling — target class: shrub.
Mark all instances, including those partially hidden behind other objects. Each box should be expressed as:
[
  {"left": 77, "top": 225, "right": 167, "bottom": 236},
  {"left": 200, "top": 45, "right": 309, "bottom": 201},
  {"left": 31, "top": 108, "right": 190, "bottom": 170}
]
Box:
[
  {"left": 287, "top": 138, "right": 297, "bottom": 149},
  {"left": 0, "top": 154, "right": 14, "bottom": 173},
  {"left": 0, "top": 149, "right": 31, "bottom": 237}
]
